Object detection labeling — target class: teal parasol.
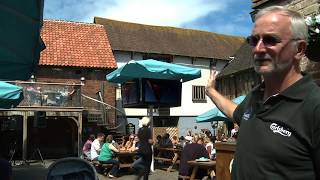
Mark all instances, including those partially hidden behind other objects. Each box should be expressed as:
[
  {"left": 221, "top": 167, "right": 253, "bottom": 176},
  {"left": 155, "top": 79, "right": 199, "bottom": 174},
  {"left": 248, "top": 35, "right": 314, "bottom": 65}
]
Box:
[
  {"left": 106, "top": 59, "right": 201, "bottom": 84},
  {"left": 0, "top": 0, "right": 45, "bottom": 80},
  {"left": 196, "top": 95, "right": 246, "bottom": 123}
]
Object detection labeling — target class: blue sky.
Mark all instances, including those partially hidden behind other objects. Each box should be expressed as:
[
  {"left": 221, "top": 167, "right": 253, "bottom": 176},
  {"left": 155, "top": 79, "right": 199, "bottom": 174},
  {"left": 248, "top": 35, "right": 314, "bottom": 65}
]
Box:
[{"left": 44, "top": 0, "right": 253, "bottom": 37}]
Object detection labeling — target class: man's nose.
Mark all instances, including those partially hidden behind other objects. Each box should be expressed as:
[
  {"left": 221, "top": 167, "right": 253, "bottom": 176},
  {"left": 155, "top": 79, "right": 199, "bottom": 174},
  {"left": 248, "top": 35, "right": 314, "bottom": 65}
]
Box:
[{"left": 253, "top": 38, "right": 267, "bottom": 53}]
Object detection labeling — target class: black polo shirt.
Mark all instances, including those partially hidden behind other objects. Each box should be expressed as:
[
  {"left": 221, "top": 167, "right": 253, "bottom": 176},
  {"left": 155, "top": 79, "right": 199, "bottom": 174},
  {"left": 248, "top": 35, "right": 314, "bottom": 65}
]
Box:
[{"left": 232, "top": 74, "right": 320, "bottom": 180}]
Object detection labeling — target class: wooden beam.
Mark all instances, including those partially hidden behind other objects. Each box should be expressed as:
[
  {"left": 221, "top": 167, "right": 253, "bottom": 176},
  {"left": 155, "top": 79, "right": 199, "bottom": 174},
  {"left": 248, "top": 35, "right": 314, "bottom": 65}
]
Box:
[{"left": 22, "top": 112, "right": 28, "bottom": 161}]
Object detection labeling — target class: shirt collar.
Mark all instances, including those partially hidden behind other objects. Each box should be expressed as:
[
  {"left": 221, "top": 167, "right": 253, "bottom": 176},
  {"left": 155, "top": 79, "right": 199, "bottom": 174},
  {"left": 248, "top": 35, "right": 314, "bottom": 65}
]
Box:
[
  {"left": 280, "top": 73, "right": 314, "bottom": 101},
  {"left": 252, "top": 73, "right": 314, "bottom": 101}
]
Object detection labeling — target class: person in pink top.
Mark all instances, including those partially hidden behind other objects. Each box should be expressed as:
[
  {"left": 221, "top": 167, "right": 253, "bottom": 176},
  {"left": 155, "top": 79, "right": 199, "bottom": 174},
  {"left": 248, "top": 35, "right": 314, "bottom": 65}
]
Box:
[{"left": 82, "top": 134, "right": 95, "bottom": 159}]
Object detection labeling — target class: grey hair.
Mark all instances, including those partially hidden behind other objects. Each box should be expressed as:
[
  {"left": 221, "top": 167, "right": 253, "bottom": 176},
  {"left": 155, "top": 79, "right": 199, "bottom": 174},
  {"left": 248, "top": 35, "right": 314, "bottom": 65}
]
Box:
[
  {"left": 255, "top": 6, "right": 308, "bottom": 42},
  {"left": 141, "top": 116, "right": 150, "bottom": 126}
]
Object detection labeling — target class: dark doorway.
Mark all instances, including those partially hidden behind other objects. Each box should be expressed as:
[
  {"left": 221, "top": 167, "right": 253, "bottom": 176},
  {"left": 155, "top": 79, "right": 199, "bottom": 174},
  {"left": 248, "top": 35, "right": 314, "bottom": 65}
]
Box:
[
  {"left": 27, "top": 117, "right": 78, "bottom": 159},
  {"left": 0, "top": 115, "right": 23, "bottom": 160}
]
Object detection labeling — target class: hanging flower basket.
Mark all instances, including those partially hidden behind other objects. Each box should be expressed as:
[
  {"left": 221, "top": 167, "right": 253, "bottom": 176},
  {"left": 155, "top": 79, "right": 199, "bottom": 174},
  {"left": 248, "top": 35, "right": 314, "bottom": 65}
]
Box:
[{"left": 305, "top": 15, "right": 320, "bottom": 62}]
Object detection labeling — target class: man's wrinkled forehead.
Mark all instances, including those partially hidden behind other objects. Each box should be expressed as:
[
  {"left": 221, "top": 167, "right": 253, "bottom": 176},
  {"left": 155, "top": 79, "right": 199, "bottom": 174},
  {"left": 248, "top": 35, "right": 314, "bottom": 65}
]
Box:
[
  {"left": 255, "top": 10, "right": 290, "bottom": 21},
  {"left": 253, "top": 12, "right": 292, "bottom": 35}
]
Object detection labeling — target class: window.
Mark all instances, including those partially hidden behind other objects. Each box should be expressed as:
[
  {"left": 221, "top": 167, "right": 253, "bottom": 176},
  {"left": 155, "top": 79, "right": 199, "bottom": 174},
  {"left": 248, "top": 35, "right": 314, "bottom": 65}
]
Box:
[
  {"left": 142, "top": 54, "right": 173, "bottom": 63},
  {"left": 192, "top": 86, "right": 206, "bottom": 102}
]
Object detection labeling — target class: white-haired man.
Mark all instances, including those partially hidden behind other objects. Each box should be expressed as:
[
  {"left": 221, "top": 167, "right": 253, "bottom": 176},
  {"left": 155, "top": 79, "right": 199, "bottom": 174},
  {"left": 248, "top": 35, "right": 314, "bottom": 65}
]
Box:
[
  {"left": 206, "top": 6, "right": 320, "bottom": 179},
  {"left": 134, "top": 117, "right": 153, "bottom": 180}
]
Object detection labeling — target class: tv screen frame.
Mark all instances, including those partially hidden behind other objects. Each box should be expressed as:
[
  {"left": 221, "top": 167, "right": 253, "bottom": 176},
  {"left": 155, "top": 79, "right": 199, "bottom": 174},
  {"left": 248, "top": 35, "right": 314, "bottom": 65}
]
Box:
[{"left": 121, "top": 79, "right": 140, "bottom": 107}]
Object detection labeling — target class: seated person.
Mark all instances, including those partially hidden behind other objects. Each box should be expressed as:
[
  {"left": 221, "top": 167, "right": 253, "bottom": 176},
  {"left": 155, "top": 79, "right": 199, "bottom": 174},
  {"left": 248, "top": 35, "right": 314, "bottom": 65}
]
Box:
[
  {"left": 90, "top": 133, "right": 105, "bottom": 160},
  {"left": 205, "top": 136, "right": 216, "bottom": 160},
  {"left": 179, "top": 139, "right": 209, "bottom": 179},
  {"left": 98, "top": 135, "right": 120, "bottom": 178},
  {"left": 197, "top": 137, "right": 205, "bottom": 146},
  {"left": 184, "top": 136, "right": 193, "bottom": 146},
  {"left": 155, "top": 135, "right": 162, "bottom": 146},
  {"left": 128, "top": 136, "right": 140, "bottom": 152},
  {"left": 124, "top": 134, "right": 135, "bottom": 150},
  {"left": 119, "top": 135, "right": 129, "bottom": 150},
  {"left": 227, "top": 132, "right": 238, "bottom": 142},
  {"left": 172, "top": 136, "right": 179, "bottom": 147},
  {"left": 219, "top": 133, "right": 228, "bottom": 142},
  {"left": 82, "top": 134, "right": 95, "bottom": 159},
  {"left": 153, "top": 135, "right": 162, "bottom": 156},
  {"left": 178, "top": 136, "right": 186, "bottom": 148},
  {"left": 160, "top": 133, "right": 173, "bottom": 147}
]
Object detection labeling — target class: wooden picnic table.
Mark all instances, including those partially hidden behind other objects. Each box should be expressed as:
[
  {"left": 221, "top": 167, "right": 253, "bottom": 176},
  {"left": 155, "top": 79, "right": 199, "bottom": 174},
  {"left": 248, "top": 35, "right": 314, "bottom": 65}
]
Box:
[
  {"left": 154, "top": 147, "right": 182, "bottom": 171},
  {"left": 116, "top": 150, "right": 137, "bottom": 168},
  {"left": 91, "top": 150, "right": 138, "bottom": 169},
  {"left": 187, "top": 160, "right": 216, "bottom": 180}
]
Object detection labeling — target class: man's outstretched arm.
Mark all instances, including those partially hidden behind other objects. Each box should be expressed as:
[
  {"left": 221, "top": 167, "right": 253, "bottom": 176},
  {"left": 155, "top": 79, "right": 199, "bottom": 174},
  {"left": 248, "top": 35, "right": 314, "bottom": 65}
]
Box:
[{"left": 206, "top": 69, "right": 238, "bottom": 120}]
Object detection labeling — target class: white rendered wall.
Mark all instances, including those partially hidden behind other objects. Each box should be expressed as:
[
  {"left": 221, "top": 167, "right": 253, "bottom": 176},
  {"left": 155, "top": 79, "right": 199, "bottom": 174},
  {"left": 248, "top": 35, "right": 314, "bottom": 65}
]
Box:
[{"left": 170, "top": 57, "right": 227, "bottom": 116}]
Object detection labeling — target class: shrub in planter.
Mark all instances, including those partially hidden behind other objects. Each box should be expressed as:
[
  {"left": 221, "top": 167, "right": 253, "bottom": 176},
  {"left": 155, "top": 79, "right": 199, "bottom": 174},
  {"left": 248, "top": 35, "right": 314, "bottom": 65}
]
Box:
[{"left": 305, "top": 14, "right": 320, "bottom": 62}]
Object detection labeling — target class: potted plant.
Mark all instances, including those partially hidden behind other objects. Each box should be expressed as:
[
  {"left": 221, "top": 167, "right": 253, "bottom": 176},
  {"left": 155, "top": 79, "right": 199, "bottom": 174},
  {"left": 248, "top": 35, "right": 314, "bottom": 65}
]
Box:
[{"left": 305, "top": 14, "right": 320, "bottom": 62}]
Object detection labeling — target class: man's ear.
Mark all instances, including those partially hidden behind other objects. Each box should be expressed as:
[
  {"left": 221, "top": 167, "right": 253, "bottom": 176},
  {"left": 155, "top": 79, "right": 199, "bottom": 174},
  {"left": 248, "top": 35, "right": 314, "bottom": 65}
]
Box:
[{"left": 294, "top": 40, "right": 307, "bottom": 59}]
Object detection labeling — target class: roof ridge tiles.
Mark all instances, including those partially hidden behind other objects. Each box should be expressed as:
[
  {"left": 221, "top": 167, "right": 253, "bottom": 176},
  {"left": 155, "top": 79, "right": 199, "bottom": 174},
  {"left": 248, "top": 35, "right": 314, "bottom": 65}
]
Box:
[
  {"left": 94, "top": 17, "right": 244, "bottom": 38},
  {"left": 44, "top": 19, "right": 104, "bottom": 27}
]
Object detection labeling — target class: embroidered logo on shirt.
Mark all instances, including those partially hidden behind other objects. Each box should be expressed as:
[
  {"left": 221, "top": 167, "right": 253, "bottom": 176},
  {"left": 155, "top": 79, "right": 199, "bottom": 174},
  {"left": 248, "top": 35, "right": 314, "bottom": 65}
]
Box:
[
  {"left": 270, "top": 123, "right": 292, "bottom": 137},
  {"left": 242, "top": 108, "right": 252, "bottom": 121}
]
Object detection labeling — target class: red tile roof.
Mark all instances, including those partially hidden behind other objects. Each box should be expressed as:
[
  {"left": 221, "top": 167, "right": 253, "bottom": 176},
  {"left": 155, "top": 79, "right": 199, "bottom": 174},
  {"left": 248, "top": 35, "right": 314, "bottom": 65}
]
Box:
[{"left": 40, "top": 20, "right": 117, "bottom": 69}]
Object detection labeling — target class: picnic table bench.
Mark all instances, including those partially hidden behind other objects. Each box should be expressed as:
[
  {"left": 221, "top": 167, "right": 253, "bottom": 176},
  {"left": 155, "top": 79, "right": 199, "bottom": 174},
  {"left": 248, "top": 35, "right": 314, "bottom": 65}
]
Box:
[
  {"left": 154, "top": 147, "right": 182, "bottom": 171},
  {"left": 187, "top": 160, "right": 216, "bottom": 180},
  {"left": 90, "top": 150, "right": 138, "bottom": 173}
]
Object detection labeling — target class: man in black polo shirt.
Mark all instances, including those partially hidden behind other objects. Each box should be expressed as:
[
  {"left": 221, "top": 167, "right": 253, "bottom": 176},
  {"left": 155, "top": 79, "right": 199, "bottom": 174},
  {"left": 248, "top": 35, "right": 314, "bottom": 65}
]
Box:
[{"left": 206, "top": 6, "right": 320, "bottom": 180}]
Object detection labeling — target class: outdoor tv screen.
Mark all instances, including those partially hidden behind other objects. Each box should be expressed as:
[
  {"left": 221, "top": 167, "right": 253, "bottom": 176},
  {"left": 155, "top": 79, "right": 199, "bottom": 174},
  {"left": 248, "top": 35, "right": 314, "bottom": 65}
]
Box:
[
  {"left": 121, "top": 78, "right": 182, "bottom": 108},
  {"left": 142, "top": 78, "right": 181, "bottom": 107}
]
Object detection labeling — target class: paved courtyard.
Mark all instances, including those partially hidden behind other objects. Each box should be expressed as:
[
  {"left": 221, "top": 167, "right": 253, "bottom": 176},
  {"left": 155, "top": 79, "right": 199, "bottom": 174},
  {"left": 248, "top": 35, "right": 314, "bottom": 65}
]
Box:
[{"left": 12, "top": 160, "right": 179, "bottom": 180}]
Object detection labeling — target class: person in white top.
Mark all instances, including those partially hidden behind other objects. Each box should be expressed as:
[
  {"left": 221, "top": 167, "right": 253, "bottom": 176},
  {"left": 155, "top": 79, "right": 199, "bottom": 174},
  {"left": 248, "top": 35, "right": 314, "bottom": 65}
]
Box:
[
  {"left": 230, "top": 123, "right": 239, "bottom": 137},
  {"left": 90, "top": 133, "right": 105, "bottom": 160},
  {"left": 205, "top": 136, "right": 216, "bottom": 160}
]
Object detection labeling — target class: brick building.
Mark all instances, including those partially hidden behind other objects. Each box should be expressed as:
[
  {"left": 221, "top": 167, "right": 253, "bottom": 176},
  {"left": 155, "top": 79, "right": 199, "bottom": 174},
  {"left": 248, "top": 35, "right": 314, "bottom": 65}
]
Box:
[{"left": 0, "top": 20, "right": 117, "bottom": 160}]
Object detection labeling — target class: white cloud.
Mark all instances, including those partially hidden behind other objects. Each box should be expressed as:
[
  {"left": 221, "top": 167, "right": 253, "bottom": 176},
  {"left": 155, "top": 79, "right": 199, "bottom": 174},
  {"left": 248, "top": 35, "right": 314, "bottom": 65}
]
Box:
[
  {"left": 88, "top": 0, "right": 227, "bottom": 26},
  {"left": 44, "top": 0, "right": 252, "bottom": 36}
]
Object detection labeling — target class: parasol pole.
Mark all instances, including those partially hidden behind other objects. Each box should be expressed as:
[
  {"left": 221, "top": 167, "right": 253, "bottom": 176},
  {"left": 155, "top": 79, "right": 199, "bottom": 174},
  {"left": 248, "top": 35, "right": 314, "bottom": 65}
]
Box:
[{"left": 147, "top": 105, "right": 155, "bottom": 172}]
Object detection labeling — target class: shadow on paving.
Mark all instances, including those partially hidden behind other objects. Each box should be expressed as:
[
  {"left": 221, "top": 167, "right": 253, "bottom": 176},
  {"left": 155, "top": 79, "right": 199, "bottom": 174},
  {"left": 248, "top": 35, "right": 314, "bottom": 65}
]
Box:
[
  {"left": 12, "top": 160, "right": 179, "bottom": 180},
  {"left": 97, "top": 168, "right": 179, "bottom": 180},
  {"left": 12, "top": 162, "right": 49, "bottom": 180}
]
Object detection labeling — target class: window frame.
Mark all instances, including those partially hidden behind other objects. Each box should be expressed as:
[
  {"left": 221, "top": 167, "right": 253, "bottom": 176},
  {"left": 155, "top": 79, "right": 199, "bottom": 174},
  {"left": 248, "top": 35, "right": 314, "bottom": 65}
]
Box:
[{"left": 192, "top": 85, "right": 207, "bottom": 103}]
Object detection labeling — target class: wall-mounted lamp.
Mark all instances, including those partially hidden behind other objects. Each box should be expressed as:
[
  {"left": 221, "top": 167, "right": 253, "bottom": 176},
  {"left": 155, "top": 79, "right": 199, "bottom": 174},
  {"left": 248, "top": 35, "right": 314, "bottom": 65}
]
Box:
[
  {"left": 30, "top": 75, "right": 36, "bottom": 82},
  {"left": 80, "top": 77, "right": 85, "bottom": 85}
]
